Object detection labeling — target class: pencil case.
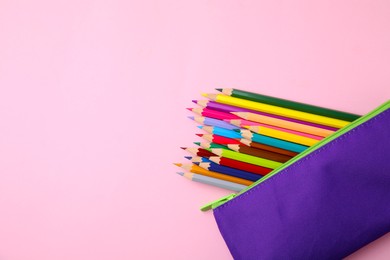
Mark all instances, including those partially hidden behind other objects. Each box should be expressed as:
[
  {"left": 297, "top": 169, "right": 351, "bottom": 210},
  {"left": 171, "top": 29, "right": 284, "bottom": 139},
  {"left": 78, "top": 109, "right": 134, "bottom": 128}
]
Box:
[{"left": 202, "top": 100, "right": 390, "bottom": 259}]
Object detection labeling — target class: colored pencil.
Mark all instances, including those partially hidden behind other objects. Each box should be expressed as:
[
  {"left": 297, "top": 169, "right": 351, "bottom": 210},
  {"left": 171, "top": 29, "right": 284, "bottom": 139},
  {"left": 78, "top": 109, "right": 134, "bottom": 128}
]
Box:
[
  {"left": 208, "top": 156, "right": 272, "bottom": 175},
  {"left": 199, "top": 125, "right": 242, "bottom": 139},
  {"left": 195, "top": 162, "right": 262, "bottom": 182},
  {"left": 226, "top": 118, "right": 260, "bottom": 126},
  {"left": 178, "top": 89, "right": 360, "bottom": 192},
  {"left": 211, "top": 148, "right": 282, "bottom": 169},
  {"left": 231, "top": 112, "right": 334, "bottom": 138},
  {"left": 197, "top": 134, "right": 241, "bottom": 145},
  {"left": 177, "top": 172, "right": 247, "bottom": 192},
  {"left": 188, "top": 107, "right": 239, "bottom": 120},
  {"left": 195, "top": 142, "right": 227, "bottom": 149},
  {"left": 181, "top": 147, "right": 215, "bottom": 157},
  {"left": 184, "top": 156, "right": 210, "bottom": 163},
  {"left": 239, "top": 130, "right": 308, "bottom": 153},
  {"left": 242, "top": 126, "right": 319, "bottom": 146},
  {"left": 190, "top": 116, "right": 238, "bottom": 130},
  {"left": 227, "top": 144, "right": 292, "bottom": 163},
  {"left": 216, "top": 88, "right": 361, "bottom": 122},
  {"left": 174, "top": 163, "right": 253, "bottom": 186},
  {"left": 202, "top": 93, "right": 350, "bottom": 128},
  {"left": 226, "top": 119, "right": 323, "bottom": 140},
  {"left": 195, "top": 100, "right": 338, "bottom": 131},
  {"left": 239, "top": 138, "right": 298, "bottom": 157}
]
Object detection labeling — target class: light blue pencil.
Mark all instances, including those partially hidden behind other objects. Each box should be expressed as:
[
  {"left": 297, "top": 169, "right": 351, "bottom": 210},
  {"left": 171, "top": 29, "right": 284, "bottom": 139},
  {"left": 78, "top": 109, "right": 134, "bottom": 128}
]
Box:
[
  {"left": 199, "top": 125, "right": 242, "bottom": 139},
  {"left": 177, "top": 172, "right": 247, "bottom": 192}
]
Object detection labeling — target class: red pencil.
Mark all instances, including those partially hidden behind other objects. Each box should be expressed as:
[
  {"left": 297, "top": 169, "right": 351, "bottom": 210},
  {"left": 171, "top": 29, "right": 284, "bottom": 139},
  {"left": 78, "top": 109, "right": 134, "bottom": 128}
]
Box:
[
  {"left": 181, "top": 147, "right": 215, "bottom": 157},
  {"left": 188, "top": 108, "right": 240, "bottom": 120},
  {"left": 209, "top": 156, "right": 272, "bottom": 176},
  {"left": 197, "top": 134, "right": 241, "bottom": 145}
]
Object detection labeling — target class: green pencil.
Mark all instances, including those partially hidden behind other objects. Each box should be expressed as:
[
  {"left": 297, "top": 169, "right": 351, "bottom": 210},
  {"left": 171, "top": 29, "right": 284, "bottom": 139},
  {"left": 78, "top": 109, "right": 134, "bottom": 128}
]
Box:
[
  {"left": 194, "top": 142, "right": 227, "bottom": 149},
  {"left": 216, "top": 88, "right": 361, "bottom": 122},
  {"left": 211, "top": 148, "right": 282, "bottom": 169}
]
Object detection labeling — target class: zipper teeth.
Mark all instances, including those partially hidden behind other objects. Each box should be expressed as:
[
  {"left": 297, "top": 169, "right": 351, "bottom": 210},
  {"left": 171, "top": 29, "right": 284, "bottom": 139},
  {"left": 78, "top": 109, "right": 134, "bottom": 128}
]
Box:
[{"left": 230, "top": 101, "right": 390, "bottom": 198}]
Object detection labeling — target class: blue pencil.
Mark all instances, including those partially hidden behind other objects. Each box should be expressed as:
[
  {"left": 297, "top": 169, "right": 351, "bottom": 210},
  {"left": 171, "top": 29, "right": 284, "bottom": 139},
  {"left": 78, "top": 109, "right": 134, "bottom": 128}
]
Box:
[
  {"left": 194, "top": 161, "right": 262, "bottom": 182},
  {"left": 240, "top": 130, "right": 308, "bottom": 153},
  {"left": 199, "top": 125, "right": 242, "bottom": 139},
  {"left": 184, "top": 156, "right": 211, "bottom": 163}
]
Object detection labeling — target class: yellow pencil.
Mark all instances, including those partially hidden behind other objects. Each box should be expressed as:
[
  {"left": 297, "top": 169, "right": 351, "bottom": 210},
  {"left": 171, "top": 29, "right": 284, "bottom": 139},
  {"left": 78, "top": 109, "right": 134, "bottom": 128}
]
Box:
[
  {"left": 243, "top": 125, "right": 319, "bottom": 146},
  {"left": 202, "top": 93, "right": 350, "bottom": 129}
]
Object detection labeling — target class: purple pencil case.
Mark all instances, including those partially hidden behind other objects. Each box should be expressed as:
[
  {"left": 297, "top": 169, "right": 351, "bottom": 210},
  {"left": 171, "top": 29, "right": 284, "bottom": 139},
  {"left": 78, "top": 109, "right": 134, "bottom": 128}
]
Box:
[{"left": 202, "top": 100, "right": 390, "bottom": 259}]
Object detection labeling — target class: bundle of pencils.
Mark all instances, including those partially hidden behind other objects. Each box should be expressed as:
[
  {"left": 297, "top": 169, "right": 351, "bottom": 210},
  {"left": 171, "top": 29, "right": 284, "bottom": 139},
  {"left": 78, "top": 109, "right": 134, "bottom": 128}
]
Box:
[{"left": 174, "top": 88, "right": 360, "bottom": 192}]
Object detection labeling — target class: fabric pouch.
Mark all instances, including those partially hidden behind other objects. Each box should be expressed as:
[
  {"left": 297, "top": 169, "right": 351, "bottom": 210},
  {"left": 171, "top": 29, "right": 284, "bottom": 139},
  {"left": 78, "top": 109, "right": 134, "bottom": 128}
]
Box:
[{"left": 205, "top": 100, "right": 390, "bottom": 259}]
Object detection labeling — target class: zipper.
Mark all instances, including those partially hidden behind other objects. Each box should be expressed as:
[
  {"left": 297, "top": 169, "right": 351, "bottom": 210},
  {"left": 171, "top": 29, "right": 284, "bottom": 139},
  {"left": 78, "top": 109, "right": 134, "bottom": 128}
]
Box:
[
  {"left": 201, "top": 193, "right": 236, "bottom": 211},
  {"left": 201, "top": 100, "right": 390, "bottom": 212}
]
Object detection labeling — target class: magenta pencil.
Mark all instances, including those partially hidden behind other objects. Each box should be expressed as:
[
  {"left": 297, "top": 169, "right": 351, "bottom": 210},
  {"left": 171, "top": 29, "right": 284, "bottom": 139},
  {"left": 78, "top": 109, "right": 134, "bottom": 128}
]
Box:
[{"left": 188, "top": 108, "right": 240, "bottom": 120}]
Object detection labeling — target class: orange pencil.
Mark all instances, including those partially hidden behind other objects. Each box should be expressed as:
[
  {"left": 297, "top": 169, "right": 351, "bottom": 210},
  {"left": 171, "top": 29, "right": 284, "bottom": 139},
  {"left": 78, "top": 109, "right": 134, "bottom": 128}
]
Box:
[{"left": 173, "top": 163, "right": 253, "bottom": 186}]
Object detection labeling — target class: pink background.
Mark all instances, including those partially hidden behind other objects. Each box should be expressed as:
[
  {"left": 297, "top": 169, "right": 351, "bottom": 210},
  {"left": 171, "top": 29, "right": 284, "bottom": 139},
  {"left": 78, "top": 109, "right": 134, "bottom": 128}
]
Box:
[{"left": 0, "top": 0, "right": 389, "bottom": 259}]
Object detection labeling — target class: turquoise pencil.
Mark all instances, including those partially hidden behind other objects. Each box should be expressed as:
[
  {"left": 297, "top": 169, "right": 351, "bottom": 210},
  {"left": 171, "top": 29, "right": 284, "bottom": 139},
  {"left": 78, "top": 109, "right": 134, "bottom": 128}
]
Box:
[{"left": 240, "top": 130, "right": 308, "bottom": 153}]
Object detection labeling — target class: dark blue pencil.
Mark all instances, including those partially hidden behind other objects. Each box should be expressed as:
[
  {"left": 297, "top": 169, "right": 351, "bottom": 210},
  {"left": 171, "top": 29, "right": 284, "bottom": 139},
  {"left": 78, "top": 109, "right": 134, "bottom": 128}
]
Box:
[
  {"left": 184, "top": 156, "right": 211, "bottom": 163},
  {"left": 194, "top": 161, "right": 262, "bottom": 182}
]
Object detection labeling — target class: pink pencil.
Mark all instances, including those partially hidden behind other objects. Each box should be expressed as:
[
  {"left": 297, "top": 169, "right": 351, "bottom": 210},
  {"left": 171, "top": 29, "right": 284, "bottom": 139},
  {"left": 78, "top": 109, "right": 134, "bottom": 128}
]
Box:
[
  {"left": 188, "top": 108, "right": 240, "bottom": 120},
  {"left": 225, "top": 119, "right": 323, "bottom": 140}
]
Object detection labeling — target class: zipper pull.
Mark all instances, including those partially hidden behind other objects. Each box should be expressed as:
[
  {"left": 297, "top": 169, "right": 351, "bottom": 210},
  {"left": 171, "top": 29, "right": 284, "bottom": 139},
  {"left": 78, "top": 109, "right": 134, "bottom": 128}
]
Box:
[{"left": 200, "top": 193, "right": 236, "bottom": 212}]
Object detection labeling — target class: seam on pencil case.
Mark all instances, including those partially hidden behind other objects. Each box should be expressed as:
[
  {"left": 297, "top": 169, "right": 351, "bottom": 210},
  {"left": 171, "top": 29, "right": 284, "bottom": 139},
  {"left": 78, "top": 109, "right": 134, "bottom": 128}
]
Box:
[{"left": 215, "top": 108, "right": 390, "bottom": 212}]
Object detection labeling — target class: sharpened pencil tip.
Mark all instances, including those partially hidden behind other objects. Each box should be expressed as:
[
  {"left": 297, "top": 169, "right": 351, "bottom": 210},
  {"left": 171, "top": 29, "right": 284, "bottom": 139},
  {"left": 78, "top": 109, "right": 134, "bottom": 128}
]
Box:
[
  {"left": 193, "top": 142, "right": 201, "bottom": 146},
  {"left": 197, "top": 125, "right": 203, "bottom": 129},
  {"left": 215, "top": 88, "right": 222, "bottom": 92},
  {"left": 192, "top": 100, "right": 198, "bottom": 103},
  {"left": 184, "top": 156, "right": 192, "bottom": 160},
  {"left": 187, "top": 116, "right": 194, "bottom": 120},
  {"left": 173, "top": 163, "right": 182, "bottom": 167},
  {"left": 176, "top": 172, "right": 184, "bottom": 176},
  {"left": 201, "top": 93, "right": 208, "bottom": 97},
  {"left": 193, "top": 162, "right": 200, "bottom": 165},
  {"left": 180, "top": 147, "right": 187, "bottom": 150},
  {"left": 186, "top": 108, "right": 193, "bottom": 111},
  {"left": 196, "top": 134, "right": 203, "bottom": 137}
]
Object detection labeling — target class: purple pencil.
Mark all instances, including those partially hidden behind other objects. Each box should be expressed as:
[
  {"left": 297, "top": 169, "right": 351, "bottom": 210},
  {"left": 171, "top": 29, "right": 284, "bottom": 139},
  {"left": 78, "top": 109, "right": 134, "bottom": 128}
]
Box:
[
  {"left": 188, "top": 116, "right": 239, "bottom": 130},
  {"left": 193, "top": 100, "right": 338, "bottom": 131}
]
